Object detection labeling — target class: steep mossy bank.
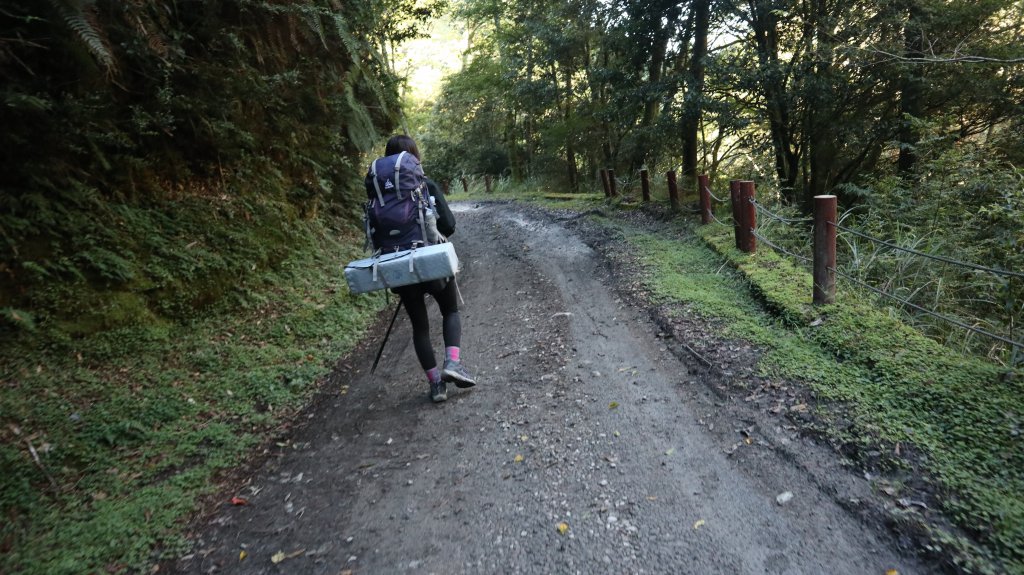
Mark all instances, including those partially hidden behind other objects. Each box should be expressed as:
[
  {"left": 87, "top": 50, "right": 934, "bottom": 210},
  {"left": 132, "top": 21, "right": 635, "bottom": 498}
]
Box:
[{"left": 0, "top": 203, "right": 385, "bottom": 574}]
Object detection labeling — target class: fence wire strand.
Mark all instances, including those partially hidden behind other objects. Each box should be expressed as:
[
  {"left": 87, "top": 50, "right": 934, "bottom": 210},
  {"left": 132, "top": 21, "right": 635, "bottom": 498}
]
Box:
[
  {"left": 705, "top": 185, "right": 728, "bottom": 204},
  {"left": 833, "top": 222, "right": 1024, "bottom": 279},
  {"left": 831, "top": 266, "right": 1023, "bottom": 349},
  {"left": 707, "top": 209, "right": 731, "bottom": 227},
  {"left": 751, "top": 229, "right": 813, "bottom": 265},
  {"left": 751, "top": 199, "right": 814, "bottom": 224}
]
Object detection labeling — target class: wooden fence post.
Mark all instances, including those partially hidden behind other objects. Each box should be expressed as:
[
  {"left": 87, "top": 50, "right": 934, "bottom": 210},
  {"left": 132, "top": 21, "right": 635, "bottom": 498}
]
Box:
[
  {"left": 740, "top": 180, "right": 757, "bottom": 253},
  {"left": 698, "top": 174, "right": 710, "bottom": 225},
  {"left": 813, "top": 194, "right": 837, "bottom": 305},
  {"left": 730, "top": 180, "right": 742, "bottom": 249},
  {"left": 485, "top": 174, "right": 492, "bottom": 194},
  {"left": 461, "top": 177, "right": 468, "bottom": 194},
  {"left": 641, "top": 168, "right": 651, "bottom": 202},
  {"left": 608, "top": 169, "right": 618, "bottom": 197},
  {"left": 600, "top": 169, "right": 611, "bottom": 198},
  {"left": 667, "top": 170, "right": 680, "bottom": 212}
]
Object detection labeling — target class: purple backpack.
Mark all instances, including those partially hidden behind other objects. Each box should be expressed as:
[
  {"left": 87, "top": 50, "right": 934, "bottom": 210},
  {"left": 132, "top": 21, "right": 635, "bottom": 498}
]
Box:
[{"left": 364, "top": 151, "right": 429, "bottom": 251}]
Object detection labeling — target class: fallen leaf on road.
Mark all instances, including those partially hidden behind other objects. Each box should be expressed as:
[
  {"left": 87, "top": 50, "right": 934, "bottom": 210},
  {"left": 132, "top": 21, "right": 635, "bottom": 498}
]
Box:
[
  {"left": 520, "top": 435, "right": 528, "bottom": 442},
  {"left": 556, "top": 522, "right": 569, "bottom": 534},
  {"left": 665, "top": 448, "right": 675, "bottom": 456},
  {"left": 693, "top": 519, "right": 705, "bottom": 530},
  {"left": 230, "top": 497, "right": 248, "bottom": 506},
  {"left": 886, "top": 571, "right": 899, "bottom": 575},
  {"left": 613, "top": 431, "right": 620, "bottom": 437},
  {"left": 271, "top": 549, "right": 305, "bottom": 564},
  {"left": 514, "top": 454, "right": 524, "bottom": 463},
  {"left": 609, "top": 401, "right": 619, "bottom": 409},
  {"left": 238, "top": 551, "right": 247, "bottom": 561}
]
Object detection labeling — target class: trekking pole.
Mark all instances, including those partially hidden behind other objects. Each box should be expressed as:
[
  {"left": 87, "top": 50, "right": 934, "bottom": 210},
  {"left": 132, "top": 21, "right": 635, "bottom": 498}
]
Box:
[{"left": 371, "top": 300, "right": 404, "bottom": 374}]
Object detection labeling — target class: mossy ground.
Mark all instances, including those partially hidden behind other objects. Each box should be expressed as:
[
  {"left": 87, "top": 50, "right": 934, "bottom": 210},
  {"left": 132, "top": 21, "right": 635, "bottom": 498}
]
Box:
[{"left": 0, "top": 221, "right": 386, "bottom": 574}]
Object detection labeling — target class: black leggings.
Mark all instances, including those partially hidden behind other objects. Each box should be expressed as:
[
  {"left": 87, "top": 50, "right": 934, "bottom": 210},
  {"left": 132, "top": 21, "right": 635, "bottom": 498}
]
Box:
[{"left": 394, "top": 278, "right": 461, "bottom": 371}]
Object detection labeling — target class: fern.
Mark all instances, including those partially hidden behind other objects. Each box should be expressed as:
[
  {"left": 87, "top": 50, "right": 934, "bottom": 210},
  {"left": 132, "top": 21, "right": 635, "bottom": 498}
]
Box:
[{"left": 48, "top": 0, "right": 116, "bottom": 73}]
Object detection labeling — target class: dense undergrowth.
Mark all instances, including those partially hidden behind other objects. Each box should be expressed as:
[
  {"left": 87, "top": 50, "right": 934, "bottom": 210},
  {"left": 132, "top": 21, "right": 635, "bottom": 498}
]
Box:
[{"left": 0, "top": 219, "right": 385, "bottom": 574}]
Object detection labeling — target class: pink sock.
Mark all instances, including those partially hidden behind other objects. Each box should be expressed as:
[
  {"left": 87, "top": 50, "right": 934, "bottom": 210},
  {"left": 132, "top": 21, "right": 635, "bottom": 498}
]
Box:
[
  {"left": 446, "top": 346, "right": 460, "bottom": 362},
  {"left": 426, "top": 367, "right": 441, "bottom": 383}
]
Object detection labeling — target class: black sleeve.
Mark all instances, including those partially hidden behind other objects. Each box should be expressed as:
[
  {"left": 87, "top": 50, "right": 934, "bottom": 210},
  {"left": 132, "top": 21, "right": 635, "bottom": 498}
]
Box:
[{"left": 426, "top": 179, "right": 456, "bottom": 237}]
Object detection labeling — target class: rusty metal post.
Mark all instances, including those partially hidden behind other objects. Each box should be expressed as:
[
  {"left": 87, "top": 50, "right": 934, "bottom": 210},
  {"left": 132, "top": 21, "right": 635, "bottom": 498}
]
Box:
[
  {"left": 740, "top": 180, "right": 757, "bottom": 253},
  {"left": 730, "top": 180, "right": 742, "bottom": 249},
  {"left": 641, "top": 169, "right": 651, "bottom": 202},
  {"left": 461, "top": 177, "right": 468, "bottom": 194},
  {"left": 600, "top": 169, "right": 610, "bottom": 198},
  {"left": 485, "top": 174, "right": 492, "bottom": 194},
  {"left": 667, "top": 171, "right": 680, "bottom": 212},
  {"left": 813, "top": 194, "right": 837, "bottom": 305},
  {"left": 608, "top": 169, "right": 618, "bottom": 197},
  {"left": 698, "top": 174, "right": 711, "bottom": 225}
]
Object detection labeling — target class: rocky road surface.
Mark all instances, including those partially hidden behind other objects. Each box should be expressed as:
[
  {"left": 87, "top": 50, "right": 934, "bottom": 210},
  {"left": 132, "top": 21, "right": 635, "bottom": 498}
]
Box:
[{"left": 176, "top": 202, "right": 926, "bottom": 574}]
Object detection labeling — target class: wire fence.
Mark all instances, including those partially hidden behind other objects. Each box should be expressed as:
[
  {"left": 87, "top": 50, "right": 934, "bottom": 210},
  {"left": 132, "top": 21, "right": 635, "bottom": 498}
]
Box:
[
  {"left": 704, "top": 185, "right": 729, "bottom": 205},
  {"left": 750, "top": 229, "right": 813, "bottom": 265},
  {"left": 830, "top": 266, "right": 1022, "bottom": 349},
  {"left": 752, "top": 200, "right": 814, "bottom": 225},
  {"left": 833, "top": 223, "right": 1024, "bottom": 279},
  {"left": 717, "top": 188, "right": 1021, "bottom": 351}
]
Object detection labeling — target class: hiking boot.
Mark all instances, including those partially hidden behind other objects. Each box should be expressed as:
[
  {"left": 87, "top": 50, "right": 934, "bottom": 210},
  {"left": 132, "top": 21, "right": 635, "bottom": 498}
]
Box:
[
  {"left": 430, "top": 379, "right": 448, "bottom": 403},
  {"left": 442, "top": 359, "right": 476, "bottom": 388}
]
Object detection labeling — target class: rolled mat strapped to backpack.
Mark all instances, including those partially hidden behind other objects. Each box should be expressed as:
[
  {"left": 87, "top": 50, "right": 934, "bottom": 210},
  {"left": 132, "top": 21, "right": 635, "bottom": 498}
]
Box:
[{"left": 343, "top": 242, "right": 459, "bottom": 294}]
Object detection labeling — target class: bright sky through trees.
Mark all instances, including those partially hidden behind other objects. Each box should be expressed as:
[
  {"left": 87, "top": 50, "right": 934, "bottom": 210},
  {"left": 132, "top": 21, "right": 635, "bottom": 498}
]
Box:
[{"left": 395, "top": 17, "right": 465, "bottom": 103}]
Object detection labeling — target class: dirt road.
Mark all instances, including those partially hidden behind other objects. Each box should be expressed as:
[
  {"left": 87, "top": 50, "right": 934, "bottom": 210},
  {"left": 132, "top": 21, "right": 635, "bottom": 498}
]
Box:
[{"left": 177, "top": 203, "right": 925, "bottom": 574}]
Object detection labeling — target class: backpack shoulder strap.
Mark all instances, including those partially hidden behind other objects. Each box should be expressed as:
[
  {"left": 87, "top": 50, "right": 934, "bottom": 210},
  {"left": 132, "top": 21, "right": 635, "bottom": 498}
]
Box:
[
  {"left": 370, "top": 159, "right": 385, "bottom": 205},
  {"left": 394, "top": 151, "right": 407, "bottom": 200}
]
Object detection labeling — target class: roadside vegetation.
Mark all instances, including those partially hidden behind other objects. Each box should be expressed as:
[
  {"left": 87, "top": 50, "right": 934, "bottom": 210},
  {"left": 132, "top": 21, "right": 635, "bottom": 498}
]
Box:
[{"left": 1, "top": 229, "right": 385, "bottom": 573}]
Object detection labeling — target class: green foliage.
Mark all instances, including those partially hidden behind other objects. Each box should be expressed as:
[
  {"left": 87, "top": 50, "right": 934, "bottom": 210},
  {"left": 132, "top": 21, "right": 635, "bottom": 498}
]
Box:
[
  {"left": 832, "top": 132, "right": 1024, "bottom": 363},
  {"left": 0, "top": 0, "right": 452, "bottom": 333},
  {"left": 0, "top": 225, "right": 387, "bottom": 574}
]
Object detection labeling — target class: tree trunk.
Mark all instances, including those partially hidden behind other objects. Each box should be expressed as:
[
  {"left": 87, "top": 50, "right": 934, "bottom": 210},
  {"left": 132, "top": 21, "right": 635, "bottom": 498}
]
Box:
[
  {"left": 898, "top": 1, "right": 924, "bottom": 176},
  {"left": 805, "top": 0, "right": 837, "bottom": 210},
  {"left": 749, "top": 0, "right": 799, "bottom": 201},
  {"left": 564, "top": 64, "right": 579, "bottom": 191},
  {"left": 681, "top": 0, "right": 710, "bottom": 198}
]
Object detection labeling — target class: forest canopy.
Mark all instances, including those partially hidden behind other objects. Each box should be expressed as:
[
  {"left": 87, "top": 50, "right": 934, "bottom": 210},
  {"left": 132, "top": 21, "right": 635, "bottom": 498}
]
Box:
[{"left": 419, "top": 0, "right": 1024, "bottom": 361}]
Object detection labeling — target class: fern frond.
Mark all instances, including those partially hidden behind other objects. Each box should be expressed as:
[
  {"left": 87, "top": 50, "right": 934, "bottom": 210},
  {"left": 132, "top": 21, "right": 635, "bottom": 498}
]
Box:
[
  {"left": 300, "top": 5, "right": 328, "bottom": 49},
  {"left": 49, "top": 0, "right": 116, "bottom": 73}
]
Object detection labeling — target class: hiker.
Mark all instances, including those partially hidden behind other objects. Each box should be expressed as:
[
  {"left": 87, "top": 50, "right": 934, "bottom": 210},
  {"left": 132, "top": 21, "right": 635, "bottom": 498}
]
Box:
[{"left": 380, "top": 135, "right": 476, "bottom": 402}]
